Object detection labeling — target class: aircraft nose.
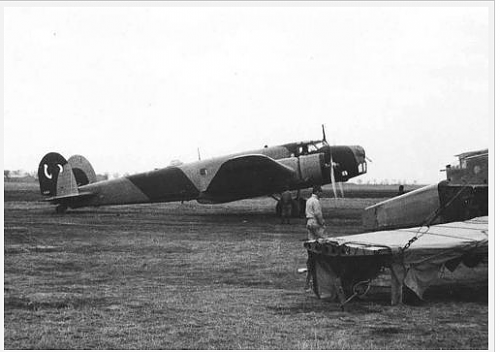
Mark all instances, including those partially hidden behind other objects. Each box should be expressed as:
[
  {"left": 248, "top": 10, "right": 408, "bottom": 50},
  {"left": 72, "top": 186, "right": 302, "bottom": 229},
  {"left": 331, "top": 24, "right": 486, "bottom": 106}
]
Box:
[{"left": 351, "top": 146, "right": 366, "bottom": 163}]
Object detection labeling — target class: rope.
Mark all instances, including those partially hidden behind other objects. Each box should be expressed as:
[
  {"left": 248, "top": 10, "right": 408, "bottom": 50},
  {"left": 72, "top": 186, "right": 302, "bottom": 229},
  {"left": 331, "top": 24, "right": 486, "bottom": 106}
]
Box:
[
  {"left": 401, "top": 183, "right": 472, "bottom": 254},
  {"left": 340, "top": 279, "right": 372, "bottom": 310}
]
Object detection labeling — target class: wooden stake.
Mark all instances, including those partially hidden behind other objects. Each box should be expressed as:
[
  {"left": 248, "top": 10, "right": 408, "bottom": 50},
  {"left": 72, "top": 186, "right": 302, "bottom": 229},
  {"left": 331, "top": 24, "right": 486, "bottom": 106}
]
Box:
[{"left": 389, "top": 264, "right": 404, "bottom": 305}]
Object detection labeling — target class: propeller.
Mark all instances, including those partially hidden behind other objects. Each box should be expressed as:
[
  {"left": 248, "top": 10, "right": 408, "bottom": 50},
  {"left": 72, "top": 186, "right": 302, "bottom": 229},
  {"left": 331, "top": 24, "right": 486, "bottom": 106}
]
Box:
[
  {"left": 330, "top": 153, "right": 338, "bottom": 199},
  {"left": 321, "top": 124, "right": 343, "bottom": 199},
  {"left": 338, "top": 171, "right": 345, "bottom": 198}
]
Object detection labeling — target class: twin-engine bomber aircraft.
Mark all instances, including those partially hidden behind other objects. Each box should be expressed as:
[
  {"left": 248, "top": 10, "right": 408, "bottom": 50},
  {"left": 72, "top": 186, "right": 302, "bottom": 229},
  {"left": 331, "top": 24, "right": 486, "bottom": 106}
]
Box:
[{"left": 38, "top": 128, "right": 367, "bottom": 214}]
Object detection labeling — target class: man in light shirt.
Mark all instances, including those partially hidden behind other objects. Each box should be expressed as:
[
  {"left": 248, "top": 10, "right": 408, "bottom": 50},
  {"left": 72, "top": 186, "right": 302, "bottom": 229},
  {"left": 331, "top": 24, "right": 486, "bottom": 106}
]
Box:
[
  {"left": 305, "top": 185, "right": 326, "bottom": 240},
  {"left": 304, "top": 185, "right": 326, "bottom": 291}
]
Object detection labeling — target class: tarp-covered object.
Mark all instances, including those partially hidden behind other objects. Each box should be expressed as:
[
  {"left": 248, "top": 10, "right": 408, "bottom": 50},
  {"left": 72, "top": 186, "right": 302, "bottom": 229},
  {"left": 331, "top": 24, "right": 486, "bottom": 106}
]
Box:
[{"left": 305, "top": 216, "right": 488, "bottom": 302}]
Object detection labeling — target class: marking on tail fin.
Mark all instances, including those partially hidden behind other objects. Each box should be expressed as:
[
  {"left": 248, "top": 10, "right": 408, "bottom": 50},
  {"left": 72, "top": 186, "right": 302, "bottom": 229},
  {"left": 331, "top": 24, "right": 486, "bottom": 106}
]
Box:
[
  {"left": 38, "top": 152, "right": 68, "bottom": 196},
  {"left": 44, "top": 164, "right": 53, "bottom": 179},
  {"left": 43, "top": 163, "right": 63, "bottom": 180}
]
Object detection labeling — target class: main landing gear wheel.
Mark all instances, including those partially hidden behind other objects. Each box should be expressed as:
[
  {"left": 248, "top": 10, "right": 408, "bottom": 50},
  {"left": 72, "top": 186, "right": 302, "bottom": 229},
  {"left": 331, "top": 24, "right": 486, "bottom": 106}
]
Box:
[
  {"left": 56, "top": 204, "right": 68, "bottom": 214},
  {"left": 276, "top": 198, "right": 306, "bottom": 218},
  {"left": 275, "top": 200, "right": 282, "bottom": 217},
  {"left": 296, "top": 198, "right": 306, "bottom": 217}
]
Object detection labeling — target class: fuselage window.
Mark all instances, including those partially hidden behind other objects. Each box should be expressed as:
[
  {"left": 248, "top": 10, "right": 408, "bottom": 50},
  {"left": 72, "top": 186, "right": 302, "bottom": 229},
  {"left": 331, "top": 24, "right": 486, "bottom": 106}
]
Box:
[
  {"left": 358, "top": 162, "right": 367, "bottom": 173},
  {"left": 297, "top": 145, "right": 309, "bottom": 156}
]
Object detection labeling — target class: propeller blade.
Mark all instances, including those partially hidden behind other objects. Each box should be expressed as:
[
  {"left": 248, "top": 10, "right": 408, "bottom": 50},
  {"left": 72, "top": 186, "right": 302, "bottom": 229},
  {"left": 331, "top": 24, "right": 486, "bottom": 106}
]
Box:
[
  {"left": 323, "top": 124, "right": 344, "bottom": 199},
  {"left": 329, "top": 153, "right": 338, "bottom": 199},
  {"left": 337, "top": 180, "right": 344, "bottom": 198}
]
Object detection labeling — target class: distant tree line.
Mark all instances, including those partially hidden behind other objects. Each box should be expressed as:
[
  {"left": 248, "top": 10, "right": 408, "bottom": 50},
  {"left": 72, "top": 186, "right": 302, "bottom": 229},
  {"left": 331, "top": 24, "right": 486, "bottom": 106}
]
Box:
[{"left": 4, "top": 170, "right": 37, "bottom": 182}]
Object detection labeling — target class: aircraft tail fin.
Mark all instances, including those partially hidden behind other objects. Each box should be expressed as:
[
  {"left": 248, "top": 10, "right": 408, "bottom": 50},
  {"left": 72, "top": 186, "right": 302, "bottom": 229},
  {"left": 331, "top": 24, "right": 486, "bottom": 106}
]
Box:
[
  {"left": 67, "top": 155, "right": 97, "bottom": 186},
  {"left": 43, "top": 170, "right": 95, "bottom": 205},
  {"left": 38, "top": 152, "right": 97, "bottom": 198},
  {"left": 38, "top": 152, "right": 68, "bottom": 196},
  {"left": 56, "top": 162, "right": 79, "bottom": 197}
]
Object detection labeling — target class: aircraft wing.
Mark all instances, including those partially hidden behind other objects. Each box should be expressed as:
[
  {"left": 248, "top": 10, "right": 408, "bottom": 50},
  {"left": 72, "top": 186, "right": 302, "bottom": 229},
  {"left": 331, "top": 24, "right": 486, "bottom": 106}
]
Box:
[
  {"left": 204, "top": 154, "right": 296, "bottom": 201},
  {"left": 305, "top": 216, "right": 488, "bottom": 300},
  {"left": 327, "top": 216, "right": 488, "bottom": 260}
]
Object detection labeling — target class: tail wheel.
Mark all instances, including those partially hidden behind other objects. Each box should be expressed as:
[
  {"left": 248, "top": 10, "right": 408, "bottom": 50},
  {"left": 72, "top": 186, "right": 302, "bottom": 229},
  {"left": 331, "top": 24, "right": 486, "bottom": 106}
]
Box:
[{"left": 277, "top": 198, "right": 306, "bottom": 218}]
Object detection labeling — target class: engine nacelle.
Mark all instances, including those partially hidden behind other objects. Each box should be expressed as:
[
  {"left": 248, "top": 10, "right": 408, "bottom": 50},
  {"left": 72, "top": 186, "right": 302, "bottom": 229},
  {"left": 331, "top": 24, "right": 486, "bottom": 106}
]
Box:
[
  {"left": 298, "top": 153, "right": 327, "bottom": 185},
  {"left": 279, "top": 153, "right": 328, "bottom": 188}
]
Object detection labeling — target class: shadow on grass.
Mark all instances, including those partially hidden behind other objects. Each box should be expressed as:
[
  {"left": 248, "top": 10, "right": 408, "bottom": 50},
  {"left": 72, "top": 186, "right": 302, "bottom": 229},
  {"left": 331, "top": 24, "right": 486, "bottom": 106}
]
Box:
[
  {"left": 267, "top": 296, "right": 386, "bottom": 315},
  {"left": 267, "top": 278, "right": 488, "bottom": 316},
  {"left": 5, "top": 295, "right": 109, "bottom": 311},
  {"left": 423, "top": 281, "right": 488, "bottom": 304},
  {"left": 369, "top": 326, "right": 405, "bottom": 335}
]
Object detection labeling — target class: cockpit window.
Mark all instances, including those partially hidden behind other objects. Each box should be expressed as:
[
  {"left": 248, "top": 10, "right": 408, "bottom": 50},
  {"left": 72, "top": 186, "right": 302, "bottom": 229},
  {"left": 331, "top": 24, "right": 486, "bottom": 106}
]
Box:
[
  {"left": 291, "top": 141, "right": 325, "bottom": 157},
  {"left": 297, "top": 142, "right": 323, "bottom": 155},
  {"left": 312, "top": 142, "right": 323, "bottom": 150}
]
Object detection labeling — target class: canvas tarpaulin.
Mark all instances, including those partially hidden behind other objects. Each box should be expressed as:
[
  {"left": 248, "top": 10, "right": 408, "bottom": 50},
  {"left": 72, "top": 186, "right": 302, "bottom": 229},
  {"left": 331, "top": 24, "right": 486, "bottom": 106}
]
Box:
[{"left": 306, "top": 216, "right": 488, "bottom": 301}]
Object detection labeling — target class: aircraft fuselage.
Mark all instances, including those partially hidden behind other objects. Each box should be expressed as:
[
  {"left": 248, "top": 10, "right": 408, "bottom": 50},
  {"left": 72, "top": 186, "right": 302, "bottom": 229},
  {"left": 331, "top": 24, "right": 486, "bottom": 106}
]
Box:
[{"left": 39, "top": 140, "right": 367, "bottom": 210}]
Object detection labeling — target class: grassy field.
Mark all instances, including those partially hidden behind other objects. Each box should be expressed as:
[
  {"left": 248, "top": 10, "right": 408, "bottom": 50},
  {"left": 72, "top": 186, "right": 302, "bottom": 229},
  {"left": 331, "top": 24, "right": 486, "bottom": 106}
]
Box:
[{"left": 4, "top": 182, "right": 488, "bottom": 349}]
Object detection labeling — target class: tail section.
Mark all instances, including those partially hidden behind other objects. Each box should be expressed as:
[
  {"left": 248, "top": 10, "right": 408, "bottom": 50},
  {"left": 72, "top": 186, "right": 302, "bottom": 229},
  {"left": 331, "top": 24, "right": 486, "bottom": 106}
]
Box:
[
  {"left": 67, "top": 155, "right": 97, "bottom": 186},
  {"left": 38, "top": 153, "right": 97, "bottom": 212},
  {"left": 38, "top": 152, "right": 68, "bottom": 196},
  {"left": 55, "top": 162, "right": 79, "bottom": 197}
]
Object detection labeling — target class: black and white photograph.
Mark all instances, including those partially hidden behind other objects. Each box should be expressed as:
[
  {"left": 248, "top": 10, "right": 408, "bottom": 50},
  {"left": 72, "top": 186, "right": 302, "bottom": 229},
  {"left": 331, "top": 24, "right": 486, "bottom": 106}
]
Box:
[{"left": 3, "top": 1, "right": 493, "bottom": 349}]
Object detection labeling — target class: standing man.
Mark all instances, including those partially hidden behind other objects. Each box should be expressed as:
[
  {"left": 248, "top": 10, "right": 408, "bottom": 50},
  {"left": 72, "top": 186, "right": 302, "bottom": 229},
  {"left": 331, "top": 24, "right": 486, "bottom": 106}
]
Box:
[
  {"left": 280, "top": 187, "right": 293, "bottom": 224},
  {"left": 304, "top": 185, "right": 326, "bottom": 291},
  {"left": 305, "top": 185, "right": 326, "bottom": 240},
  {"left": 397, "top": 185, "right": 405, "bottom": 196}
]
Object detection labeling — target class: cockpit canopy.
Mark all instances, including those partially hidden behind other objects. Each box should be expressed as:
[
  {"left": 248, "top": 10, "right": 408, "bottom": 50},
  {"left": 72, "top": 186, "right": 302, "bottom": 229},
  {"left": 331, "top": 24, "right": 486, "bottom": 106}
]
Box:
[{"left": 288, "top": 140, "right": 325, "bottom": 157}]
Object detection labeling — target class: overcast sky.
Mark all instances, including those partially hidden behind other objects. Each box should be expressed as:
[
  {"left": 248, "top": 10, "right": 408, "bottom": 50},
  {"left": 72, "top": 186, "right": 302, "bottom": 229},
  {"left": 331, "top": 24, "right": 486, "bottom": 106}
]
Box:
[{"left": 3, "top": 2, "right": 492, "bottom": 184}]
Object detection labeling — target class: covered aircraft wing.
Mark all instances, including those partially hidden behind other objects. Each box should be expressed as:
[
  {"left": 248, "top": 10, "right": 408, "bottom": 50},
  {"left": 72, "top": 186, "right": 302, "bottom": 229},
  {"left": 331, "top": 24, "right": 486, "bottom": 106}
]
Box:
[
  {"left": 329, "top": 216, "right": 488, "bottom": 262},
  {"left": 304, "top": 216, "right": 488, "bottom": 302},
  {"left": 204, "top": 154, "right": 296, "bottom": 202}
]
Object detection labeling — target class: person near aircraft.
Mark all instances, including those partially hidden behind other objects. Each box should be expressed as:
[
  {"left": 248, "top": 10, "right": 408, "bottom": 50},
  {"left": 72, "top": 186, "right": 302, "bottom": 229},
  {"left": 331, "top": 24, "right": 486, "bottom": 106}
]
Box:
[
  {"left": 280, "top": 187, "right": 293, "bottom": 224},
  {"left": 304, "top": 185, "right": 326, "bottom": 291},
  {"left": 398, "top": 185, "right": 405, "bottom": 196},
  {"left": 305, "top": 185, "right": 326, "bottom": 239}
]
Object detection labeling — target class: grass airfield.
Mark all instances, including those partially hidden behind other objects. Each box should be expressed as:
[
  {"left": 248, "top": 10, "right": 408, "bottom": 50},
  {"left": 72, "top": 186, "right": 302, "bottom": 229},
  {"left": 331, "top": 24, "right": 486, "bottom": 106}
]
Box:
[{"left": 4, "top": 182, "right": 488, "bottom": 349}]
